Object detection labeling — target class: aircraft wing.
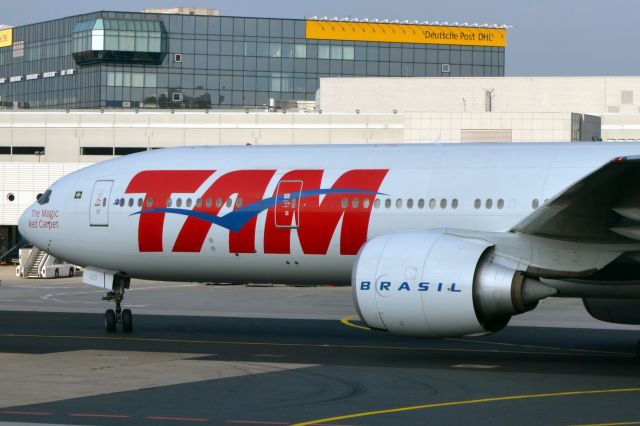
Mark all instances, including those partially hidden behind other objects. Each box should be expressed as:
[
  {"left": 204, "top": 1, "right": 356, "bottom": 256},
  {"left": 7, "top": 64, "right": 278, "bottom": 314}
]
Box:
[{"left": 511, "top": 155, "right": 640, "bottom": 242}]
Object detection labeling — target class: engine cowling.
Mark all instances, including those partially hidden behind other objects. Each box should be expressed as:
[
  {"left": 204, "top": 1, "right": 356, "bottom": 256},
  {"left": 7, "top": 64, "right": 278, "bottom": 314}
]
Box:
[{"left": 352, "top": 231, "right": 557, "bottom": 337}]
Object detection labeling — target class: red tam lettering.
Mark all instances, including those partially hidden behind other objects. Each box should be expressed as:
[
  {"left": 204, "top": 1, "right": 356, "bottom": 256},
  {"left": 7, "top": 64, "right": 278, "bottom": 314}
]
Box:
[
  {"left": 264, "top": 169, "right": 388, "bottom": 255},
  {"left": 173, "top": 170, "right": 276, "bottom": 253},
  {"left": 126, "top": 170, "right": 214, "bottom": 252}
]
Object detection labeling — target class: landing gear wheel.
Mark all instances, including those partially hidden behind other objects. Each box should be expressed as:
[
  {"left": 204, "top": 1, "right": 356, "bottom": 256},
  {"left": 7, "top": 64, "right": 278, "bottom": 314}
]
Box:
[
  {"left": 102, "top": 275, "right": 132, "bottom": 333},
  {"left": 122, "top": 309, "right": 133, "bottom": 333},
  {"left": 105, "top": 309, "right": 116, "bottom": 332}
]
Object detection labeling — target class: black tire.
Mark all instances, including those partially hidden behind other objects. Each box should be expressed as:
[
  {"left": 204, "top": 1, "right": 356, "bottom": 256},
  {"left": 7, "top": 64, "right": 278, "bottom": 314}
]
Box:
[
  {"left": 105, "top": 309, "right": 116, "bottom": 332},
  {"left": 122, "top": 309, "right": 133, "bottom": 333},
  {"left": 54, "top": 269, "right": 59, "bottom": 278},
  {"left": 68, "top": 268, "right": 74, "bottom": 277}
]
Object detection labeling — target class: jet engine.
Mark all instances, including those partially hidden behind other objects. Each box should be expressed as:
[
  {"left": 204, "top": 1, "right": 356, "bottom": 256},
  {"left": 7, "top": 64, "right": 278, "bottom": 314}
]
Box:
[{"left": 352, "top": 231, "right": 557, "bottom": 337}]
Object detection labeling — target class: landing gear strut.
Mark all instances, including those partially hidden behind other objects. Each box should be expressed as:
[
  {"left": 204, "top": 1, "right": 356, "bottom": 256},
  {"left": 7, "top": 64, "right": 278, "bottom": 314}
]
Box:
[{"left": 102, "top": 275, "right": 132, "bottom": 333}]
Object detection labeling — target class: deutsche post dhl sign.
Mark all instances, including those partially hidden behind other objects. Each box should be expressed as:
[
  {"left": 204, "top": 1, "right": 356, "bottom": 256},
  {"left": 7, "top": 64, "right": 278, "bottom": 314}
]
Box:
[{"left": 0, "top": 29, "right": 13, "bottom": 48}]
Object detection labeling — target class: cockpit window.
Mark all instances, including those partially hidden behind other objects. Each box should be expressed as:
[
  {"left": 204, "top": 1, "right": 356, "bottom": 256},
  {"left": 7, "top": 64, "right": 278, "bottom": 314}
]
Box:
[{"left": 37, "top": 189, "right": 52, "bottom": 205}]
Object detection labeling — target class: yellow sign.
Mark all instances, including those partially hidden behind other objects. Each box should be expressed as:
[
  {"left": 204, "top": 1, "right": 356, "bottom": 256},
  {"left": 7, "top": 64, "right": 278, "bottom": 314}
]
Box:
[
  {"left": 0, "top": 28, "right": 12, "bottom": 48},
  {"left": 306, "top": 21, "right": 506, "bottom": 48}
]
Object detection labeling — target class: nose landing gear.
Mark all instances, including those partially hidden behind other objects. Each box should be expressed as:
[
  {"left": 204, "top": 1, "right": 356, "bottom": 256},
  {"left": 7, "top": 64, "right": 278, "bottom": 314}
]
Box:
[{"left": 102, "top": 275, "right": 132, "bottom": 333}]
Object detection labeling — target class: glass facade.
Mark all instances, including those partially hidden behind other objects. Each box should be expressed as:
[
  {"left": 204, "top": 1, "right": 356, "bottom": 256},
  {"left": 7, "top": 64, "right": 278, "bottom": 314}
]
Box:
[
  {"left": 72, "top": 19, "right": 168, "bottom": 65},
  {"left": 0, "top": 11, "right": 506, "bottom": 110}
]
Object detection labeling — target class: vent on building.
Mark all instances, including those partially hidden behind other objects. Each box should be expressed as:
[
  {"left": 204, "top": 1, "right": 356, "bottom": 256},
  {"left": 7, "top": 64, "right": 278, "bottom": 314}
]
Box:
[
  {"left": 172, "top": 92, "right": 183, "bottom": 102},
  {"left": 122, "top": 101, "right": 131, "bottom": 108},
  {"left": 484, "top": 89, "right": 495, "bottom": 112},
  {"left": 441, "top": 63, "right": 450, "bottom": 73},
  {"left": 174, "top": 53, "right": 182, "bottom": 63}
]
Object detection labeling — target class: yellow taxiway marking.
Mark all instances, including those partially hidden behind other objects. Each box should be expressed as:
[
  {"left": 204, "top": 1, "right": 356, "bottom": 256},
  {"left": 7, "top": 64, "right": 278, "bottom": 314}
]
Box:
[
  {"left": 0, "top": 332, "right": 633, "bottom": 359},
  {"left": 339, "top": 315, "right": 370, "bottom": 331},
  {"left": 292, "top": 388, "right": 640, "bottom": 426}
]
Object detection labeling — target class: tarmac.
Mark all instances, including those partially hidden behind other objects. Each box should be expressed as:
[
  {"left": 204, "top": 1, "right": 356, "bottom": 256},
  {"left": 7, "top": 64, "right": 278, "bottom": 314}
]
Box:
[{"left": 0, "top": 266, "right": 639, "bottom": 425}]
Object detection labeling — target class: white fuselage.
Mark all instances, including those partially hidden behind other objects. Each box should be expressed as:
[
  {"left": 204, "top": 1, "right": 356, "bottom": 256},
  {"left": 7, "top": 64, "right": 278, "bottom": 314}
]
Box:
[{"left": 17, "top": 143, "right": 640, "bottom": 284}]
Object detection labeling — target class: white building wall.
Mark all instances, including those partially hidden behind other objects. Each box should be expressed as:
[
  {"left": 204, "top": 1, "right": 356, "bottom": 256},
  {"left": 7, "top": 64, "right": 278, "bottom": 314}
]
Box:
[
  {"left": 0, "top": 111, "right": 405, "bottom": 165},
  {"left": 0, "top": 162, "right": 87, "bottom": 225},
  {"left": 317, "top": 76, "right": 639, "bottom": 114},
  {"left": 403, "top": 112, "right": 573, "bottom": 143}
]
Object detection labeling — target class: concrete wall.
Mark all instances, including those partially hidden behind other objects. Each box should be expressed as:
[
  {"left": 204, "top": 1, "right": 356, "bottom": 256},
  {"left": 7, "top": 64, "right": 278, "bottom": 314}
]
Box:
[
  {"left": 0, "top": 111, "right": 404, "bottom": 163},
  {"left": 403, "top": 112, "right": 576, "bottom": 143},
  {"left": 317, "top": 76, "right": 640, "bottom": 115}
]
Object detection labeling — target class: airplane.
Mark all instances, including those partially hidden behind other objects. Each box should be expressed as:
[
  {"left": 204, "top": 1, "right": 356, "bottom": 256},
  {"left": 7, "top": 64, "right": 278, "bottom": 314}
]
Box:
[{"left": 16, "top": 143, "right": 640, "bottom": 352}]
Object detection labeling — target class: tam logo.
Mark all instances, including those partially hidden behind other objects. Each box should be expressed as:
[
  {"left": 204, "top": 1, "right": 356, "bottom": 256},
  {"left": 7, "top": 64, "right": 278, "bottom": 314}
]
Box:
[{"left": 125, "top": 169, "right": 388, "bottom": 255}]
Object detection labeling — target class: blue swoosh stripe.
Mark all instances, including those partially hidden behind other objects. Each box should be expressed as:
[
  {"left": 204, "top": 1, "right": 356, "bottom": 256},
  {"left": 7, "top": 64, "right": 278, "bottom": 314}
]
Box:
[{"left": 131, "top": 188, "right": 384, "bottom": 232}]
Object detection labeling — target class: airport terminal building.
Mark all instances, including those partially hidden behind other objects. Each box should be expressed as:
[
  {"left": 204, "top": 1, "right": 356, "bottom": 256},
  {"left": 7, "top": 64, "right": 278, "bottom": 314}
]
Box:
[{"left": 0, "top": 8, "right": 506, "bottom": 110}]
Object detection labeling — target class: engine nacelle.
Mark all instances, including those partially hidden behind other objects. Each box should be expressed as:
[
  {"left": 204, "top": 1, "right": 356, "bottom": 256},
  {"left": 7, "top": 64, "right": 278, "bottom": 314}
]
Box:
[{"left": 352, "top": 231, "right": 556, "bottom": 337}]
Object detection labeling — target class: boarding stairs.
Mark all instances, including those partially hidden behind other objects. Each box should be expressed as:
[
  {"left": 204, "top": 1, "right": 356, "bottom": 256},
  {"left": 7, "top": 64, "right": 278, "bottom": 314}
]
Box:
[{"left": 24, "top": 247, "right": 46, "bottom": 278}]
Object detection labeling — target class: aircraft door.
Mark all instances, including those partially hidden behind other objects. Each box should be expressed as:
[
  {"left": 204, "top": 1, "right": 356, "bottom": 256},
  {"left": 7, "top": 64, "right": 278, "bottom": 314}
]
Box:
[
  {"left": 90, "top": 180, "right": 114, "bottom": 226},
  {"left": 274, "top": 180, "right": 302, "bottom": 228}
]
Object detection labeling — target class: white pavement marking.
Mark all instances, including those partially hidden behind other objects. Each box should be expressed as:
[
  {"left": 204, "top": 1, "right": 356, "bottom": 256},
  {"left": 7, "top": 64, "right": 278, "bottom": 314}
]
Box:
[{"left": 451, "top": 364, "right": 500, "bottom": 369}]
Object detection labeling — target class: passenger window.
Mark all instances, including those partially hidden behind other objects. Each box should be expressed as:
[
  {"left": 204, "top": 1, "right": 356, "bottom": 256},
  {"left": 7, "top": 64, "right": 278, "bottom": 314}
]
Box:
[
  {"left": 236, "top": 198, "right": 243, "bottom": 208},
  {"left": 407, "top": 199, "right": 413, "bottom": 209},
  {"left": 385, "top": 199, "right": 391, "bottom": 208},
  {"left": 374, "top": 199, "right": 380, "bottom": 208},
  {"left": 532, "top": 199, "right": 539, "bottom": 209},
  {"left": 176, "top": 198, "right": 182, "bottom": 208},
  {"left": 452, "top": 199, "right": 458, "bottom": 209},
  {"left": 363, "top": 199, "right": 370, "bottom": 209},
  {"left": 128, "top": 198, "right": 134, "bottom": 207},
  {"left": 196, "top": 198, "right": 202, "bottom": 207},
  {"left": 120, "top": 197, "right": 125, "bottom": 207},
  {"left": 497, "top": 199, "right": 504, "bottom": 209},
  {"left": 440, "top": 199, "right": 447, "bottom": 209},
  {"left": 166, "top": 198, "right": 172, "bottom": 208},
  {"left": 429, "top": 198, "right": 436, "bottom": 209},
  {"left": 216, "top": 198, "right": 223, "bottom": 208},
  {"left": 226, "top": 198, "right": 232, "bottom": 208},
  {"left": 352, "top": 198, "right": 359, "bottom": 208},
  {"left": 146, "top": 197, "right": 153, "bottom": 207},
  {"left": 186, "top": 198, "right": 192, "bottom": 208},
  {"left": 486, "top": 199, "right": 493, "bottom": 209},
  {"left": 474, "top": 199, "right": 481, "bottom": 209},
  {"left": 206, "top": 198, "right": 212, "bottom": 208},
  {"left": 341, "top": 198, "right": 348, "bottom": 208},
  {"left": 418, "top": 199, "right": 425, "bottom": 209},
  {"left": 138, "top": 198, "right": 143, "bottom": 207},
  {"left": 396, "top": 198, "right": 402, "bottom": 209}
]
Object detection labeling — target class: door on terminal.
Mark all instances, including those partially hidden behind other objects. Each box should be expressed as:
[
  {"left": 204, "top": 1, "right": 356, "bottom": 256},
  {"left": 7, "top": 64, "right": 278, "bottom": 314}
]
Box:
[
  {"left": 90, "top": 180, "right": 113, "bottom": 226},
  {"left": 274, "top": 180, "right": 303, "bottom": 228}
]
